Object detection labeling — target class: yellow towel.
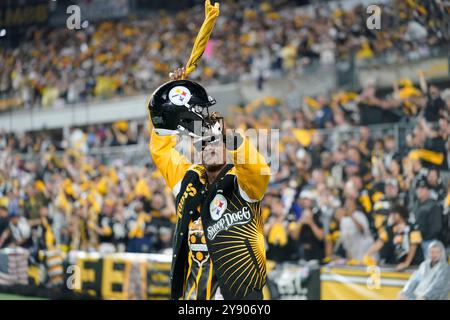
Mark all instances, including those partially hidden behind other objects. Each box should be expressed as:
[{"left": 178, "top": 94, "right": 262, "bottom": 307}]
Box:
[
  {"left": 409, "top": 149, "right": 444, "bottom": 165},
  {"left": 363, "top": 255, "right": 377, "bottom": 267},
  {"left": 268, "top": 223, "right": 288, "bottom": 246},
  {"left": 292, "top": 129, "right": 316, "bottom": 147},
  {"left": 184, "top": 1, "right": 220, "bottom": 77}
]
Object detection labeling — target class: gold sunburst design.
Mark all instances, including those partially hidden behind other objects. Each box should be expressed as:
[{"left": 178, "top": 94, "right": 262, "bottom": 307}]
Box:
[{"left": 209, "top": 195, "right": 267, "bottom": 297}]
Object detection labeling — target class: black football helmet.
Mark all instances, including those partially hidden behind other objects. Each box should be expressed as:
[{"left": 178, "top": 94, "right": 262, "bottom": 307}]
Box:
[{"left": 148, "top": 80, "right": 217, "bottom": 138}]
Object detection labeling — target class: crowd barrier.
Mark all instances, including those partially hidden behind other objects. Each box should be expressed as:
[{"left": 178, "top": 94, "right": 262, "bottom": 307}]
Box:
[
  {"left": 320, "top": 264, "right": 414, "bottom": 300},
  {"left": 1, "top": 249, "right": 422, "bottom": 300}
]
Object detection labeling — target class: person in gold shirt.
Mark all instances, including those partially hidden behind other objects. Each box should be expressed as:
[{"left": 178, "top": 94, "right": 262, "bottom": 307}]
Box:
[{"left": 148, "top": 68, "right": 270, "bottom": 300}]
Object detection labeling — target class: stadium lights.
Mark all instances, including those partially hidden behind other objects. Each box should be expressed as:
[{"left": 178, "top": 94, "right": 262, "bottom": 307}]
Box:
[{"left": 0, "top": 29, "right": 6, "bottom": 37}]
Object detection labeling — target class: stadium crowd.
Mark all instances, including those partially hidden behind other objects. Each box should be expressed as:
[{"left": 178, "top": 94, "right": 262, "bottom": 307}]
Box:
[
  {"left": 0, "top": 0, "right": 448, "bottom": 110},
  {"left": 0, "top": 69, "right": 449, "bottom": 278},
  {"left": 0, "top": 0, "right": 449, "bottom": 297}
]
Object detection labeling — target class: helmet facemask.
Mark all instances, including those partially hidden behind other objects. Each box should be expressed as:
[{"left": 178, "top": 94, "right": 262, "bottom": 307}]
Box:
[
  {"left": 178, "top": 96, "right": 219, "bottom": 140},
  {"left": 192, "top": 112, "right": 225, "bottom": 152}
]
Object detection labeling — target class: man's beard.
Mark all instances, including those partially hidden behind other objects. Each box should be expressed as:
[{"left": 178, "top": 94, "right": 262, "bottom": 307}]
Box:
[{"left": 205, "top": 163, "right": 225, "bottom": 172}]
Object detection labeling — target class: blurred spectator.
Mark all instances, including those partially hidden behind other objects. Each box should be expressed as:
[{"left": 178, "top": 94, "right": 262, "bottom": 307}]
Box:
[
  {"left": 426, "top": 168, "right": 446, "bottom": 203},
  {"left": 443, "top": 181, "right": 450, "bottom": 246},
  {"left": 29, "top": 206, "right": 56, "bottom": 252},
  {"left": 0, "top": 205, "right": 8, "bottom": 236},
  {"left": 398, "top": 240, "right": 449, "bottom": 300},
  {"left": 413, "top": 179, "right": 443, "bottom": 257},
  {"left": 325, "top": 208, "right": 345, "bottom": 260},
  {"left": 0, "top": 9, "right": 449, "bottom": 271},
  {"left": 365, "top": 204, "right": 423, "bottom": 271},
  {"left": 155, "top": 226, "right": 173, "bottom": 254},
  {"left": 290, "top": 190, "right": 325, "bottom": 262},
  {"left": 372, "top": 179, "right": 403, "bottom": 234},
  {"left": 265, "top": 198, "right": 298, "bottom": 262},
  {"left": 0, "top": 0, "right": 448, "bottom": 111},
  {"left": 338, "top": 198, "right": 374, "bottom": 261},
  {"left": 419, "top": 71, "right": 447, "bottom": 123},
  {"left": 126, "top": 201, "right": 155, "bottom": 253},
  {"left": 94, "top": 198, "right": 119, "bottom": 254},
  {"left": 0, "top": 207, "right": 32, "bottom": 249}
]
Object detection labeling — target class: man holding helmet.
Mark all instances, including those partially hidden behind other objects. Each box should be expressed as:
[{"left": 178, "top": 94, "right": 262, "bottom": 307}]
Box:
[{"left": 148, "top": 68, "right": 270, "bottom": 300}]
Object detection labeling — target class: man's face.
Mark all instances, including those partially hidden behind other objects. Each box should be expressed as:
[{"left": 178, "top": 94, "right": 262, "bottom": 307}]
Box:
[
  {"left": 412, "top": 159, "right": 422, "bottom": 173},
  {"left": 439, "top": 118, "right": 448, "bottom": 132},
  {"left": 430, "top": 86, "right": 439, "bottom": 99},
  {"left": 103, "top": 203, "right": 114, "bottom": 216},
  {"left": 348, "top": 148, "right": 360, "bottom": 163},
  {"left": 344, "top": 181, "right": 358, "bottom": 199},
  {"left": 300, "top": 197, "right": 313, "bottom": 209},
  {"left": 134, "top": 202, "right": 143, "bottom": 214},
  {"left": 429, "top": 246, "right": 442, "bottom": 264},
  {"left": 384, "top": 138, "right": 395, "bottom": 151},
  {"left": 39, "top": 207, "right": 48, "bottom": 218},
  {"left": 416, "top": 186, "right": 429, "bottom": 201},
  {"left": 320, "top": 153, "right": 332, "bottom": 169},
  {"left": 385, "top": 184, "right": 398, "bottom": 198},
  {"left": 335, "top": 208, "right": 345, "bottom": 221},
  {"left": 271, "top": 200, "right": 284, "bottom": 217},
  {"left": 160, "top": 230, "right": 172, "bottom": 243},
  {"left": 25, "top": 185, "right": 34, "bottom": 196},
  {"left": 201, "top": 140, "right": 226, "bottom": 170},
  {"left": 427, "top": 170, "right": 438, "bottom": 186},
  {"left": 390, "top": 212, "right": 400, "bottom": 225},
  {"left": 10, "top": 216, "right": 20, "bottom": 225},
  {"left": 360, "top": 127, "right": 370, "bottom": 140},
  {"left": 151, "top": 194, "right": 165, "bottom": 210}
]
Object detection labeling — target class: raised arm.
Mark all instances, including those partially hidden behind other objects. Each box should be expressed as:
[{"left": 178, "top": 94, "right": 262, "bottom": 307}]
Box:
[
  {"left": 150, "top": 130, "right": 191, "bottom": 194},
  {"left": 227, "top": 132, "right": 270, "bottom": 202},
  {"left": 149, "top": 67, "right": 192, "bottom": 194}
]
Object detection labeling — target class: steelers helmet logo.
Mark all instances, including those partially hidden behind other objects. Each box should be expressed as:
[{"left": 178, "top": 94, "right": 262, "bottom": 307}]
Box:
[
  {"left": 210, "top": 194, "right": 227, "bottom": 221},
  {"left": 168, "top": 86, "right": 192, "bottom": 106}
]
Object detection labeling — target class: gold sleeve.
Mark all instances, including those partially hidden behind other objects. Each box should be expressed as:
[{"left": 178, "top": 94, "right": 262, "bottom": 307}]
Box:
[
  {"left": 229, "top": 137, "right": 270, "bottom": 202},
  {"left": 149, "top": 129, "right": 191, "bottom": 191},
  {"left": 409, "top": 230, "right": 422, "bottom": 244},
  {"left": 378, "top": 228, "right": 388, "bottom": 243}
]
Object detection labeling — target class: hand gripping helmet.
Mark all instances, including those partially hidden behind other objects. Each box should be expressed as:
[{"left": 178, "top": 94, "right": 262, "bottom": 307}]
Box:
[{"left": 148, "top": 80, "right": 217, "bottom": 138}]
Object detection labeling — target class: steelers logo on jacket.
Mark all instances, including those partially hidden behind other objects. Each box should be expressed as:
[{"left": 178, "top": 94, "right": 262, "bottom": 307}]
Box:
[{"left": 171, "top": 164, "right": 267, "bottom": 300}]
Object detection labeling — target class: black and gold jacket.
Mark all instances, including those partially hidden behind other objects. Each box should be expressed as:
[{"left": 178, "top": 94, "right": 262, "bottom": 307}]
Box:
[{"left": 150, "top": 130, "right": 270, "bottom": 300}]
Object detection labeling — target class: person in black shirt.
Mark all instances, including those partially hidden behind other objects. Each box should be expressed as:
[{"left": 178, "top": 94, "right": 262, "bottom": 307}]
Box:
[
  {"left": 418, "top": 72, "right": 447, "bottom": 123},
  {"left": 154, "top": 226, "right": 173, "bottom": 253},
  {"left": 112, "top": 205, "right": 127, "bottom": 252},
  {"left": 0, "top": 205, "right": 8, "bottom": 236},
  {"left": 365, "top": 204, "right": 423, "bottom": 271},
  {"left": 291, "top": 190, "right": 325, "bottom": 262},
  {"left": 29, "top": 206, "right": 56, "bottom": 251},
  {"left": 357, "top": 85, "right": 384, "bottom": 125},
  {"left": 424, "top": 85, "right": 446, "bottom": 123},
  {"left": 265, "top": 198, "right": 298, "bottom": 263},
  {"left": 0, "top": 211, "right": 32, "bottom": 249},
  {"left": 420, "top": 116, "right": 449, "bottom": 171},
  {"left": 93, "top": 198, "right": 116, "bottom": 253},
  {"left": 426, "top": 168, "right": 446, "bottom": 204},
  {"left": 413, "top": 179, "right": 443, "bottom": 257},
  {"left": 126, "top": 201, "right": 155, "bottom": 253}
]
